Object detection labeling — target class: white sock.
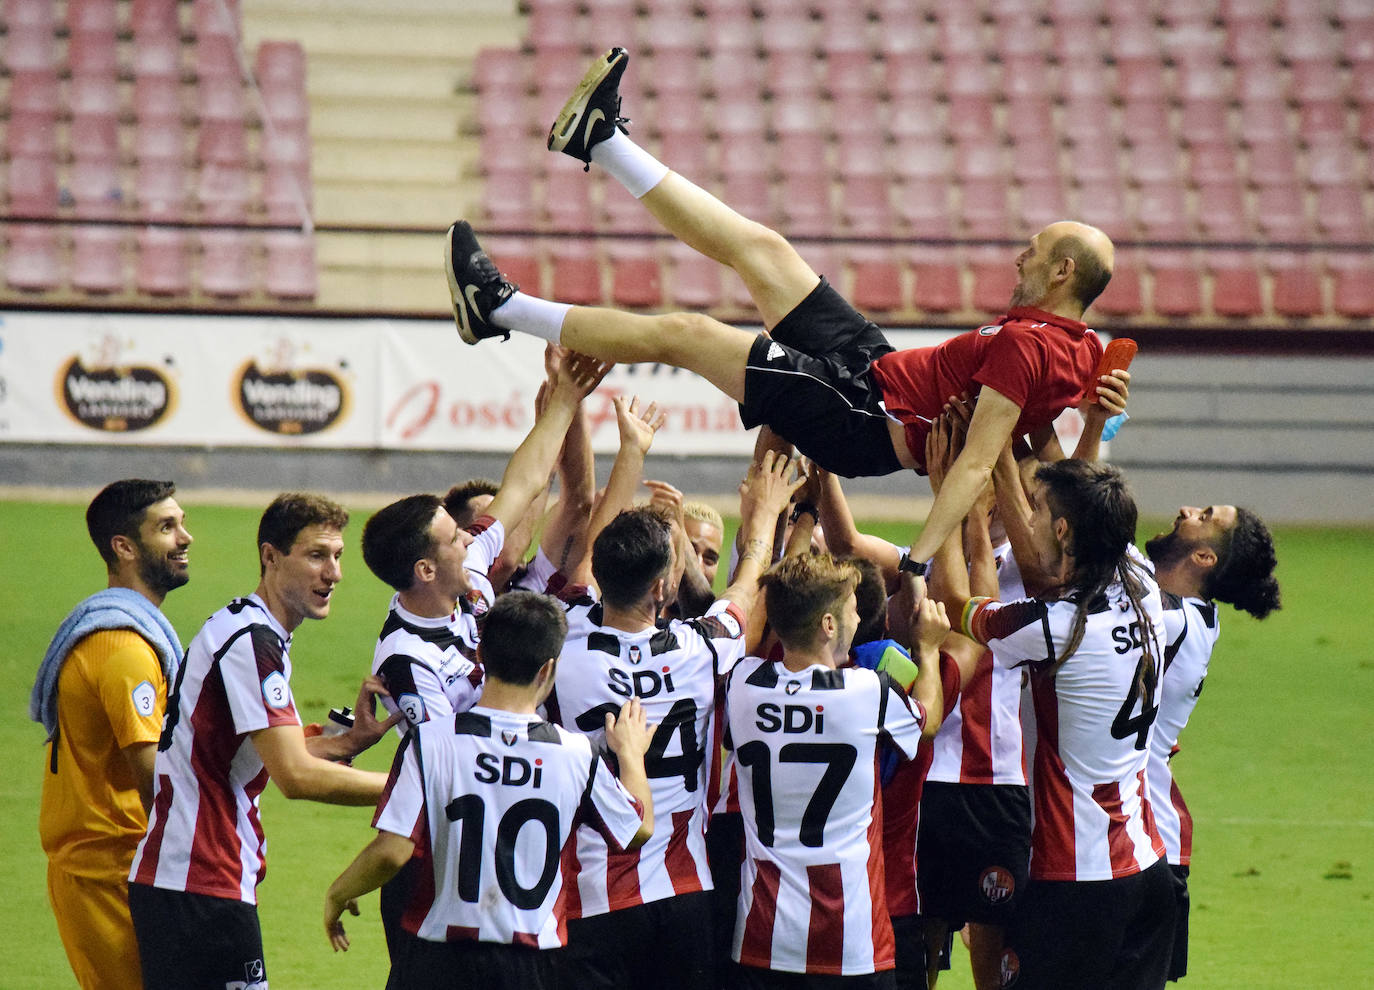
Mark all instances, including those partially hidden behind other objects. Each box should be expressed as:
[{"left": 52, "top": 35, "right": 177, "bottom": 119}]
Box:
[
  {"left": 591, "top": 130, "right": 669, "bottom": 199},
  {"left": 490, "top": 291, "right": 570, "bottom": 345}
]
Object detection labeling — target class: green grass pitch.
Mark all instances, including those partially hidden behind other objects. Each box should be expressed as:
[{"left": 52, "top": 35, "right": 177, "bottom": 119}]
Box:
[{"left": 3, "top": 499, "right": 1371, "bottom": 988}]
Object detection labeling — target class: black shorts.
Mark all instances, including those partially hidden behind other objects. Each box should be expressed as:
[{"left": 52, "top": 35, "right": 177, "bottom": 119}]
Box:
[
  {"left": 393, "top": 936, "right": 555, "bottom": 990},
  {"left": 1001, "top": 859, "right": 1176, "bottom": 990},
  {"left": 738, "top": 278, "right": 901, "bottom": 479},
  {"left": 380, "top": 856, "right": 422, "bottom": 987},
  {"left": 730, "top": 963, "right": 897, "bottom": 990},
  {"left": 708, "top": 811, "right": 746, "bottom": 986},
  {"left": 1166, "top": 864, "right": 1190, "bottom": 982},
  {"left": 128, "top": 882, "right": 267, "bottom": 990},
  {"left": 915, "top": 782, "right": 1032, "bottom": 927},
  {"left": 557, "top": 890, "right": 715, "bottom": 990},
  {"left": 889, "top": 914, "right": 951, "bottom": 990}
]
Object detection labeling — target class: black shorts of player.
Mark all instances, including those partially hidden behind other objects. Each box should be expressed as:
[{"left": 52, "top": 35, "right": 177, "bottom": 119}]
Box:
[
  {"left": 730, "top": 963, "right": 897, "bottom": 989},
  {"left": 128, "top": 882, "right": 268, "bottom": 990},
  {"left": 392, "top": 934, "right": 555, "bottom": 990},
  {"left": 1000, "top": 859, "right": 1176, "bottom": 990},
  {"left": 889, "top": 914, "right": 952, "bottom": 990},
  {"left": 737, "top": 278, "right": 901, "bottom": 479},
  {"left": 1166, "top": 864, "right": 1190, "bottom": 982},
  {"left": 557, "top": 890, "right": 714, "bottom": 990},
  {"left": 915, "top": 782, "right": 1032, "bottom": 928},
  {"left": 708, "top": 811, "right": 746, "bottom": 988}
]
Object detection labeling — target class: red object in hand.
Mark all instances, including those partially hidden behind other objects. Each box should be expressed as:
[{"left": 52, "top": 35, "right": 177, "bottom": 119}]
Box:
[{"left": 1083, "top": 337, "right": 1137, "bottom": 403}]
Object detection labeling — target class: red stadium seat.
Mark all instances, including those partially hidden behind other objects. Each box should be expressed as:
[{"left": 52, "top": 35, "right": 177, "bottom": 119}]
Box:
[
  {"left": 260, "top": 126, "right": 311, "bottom": 169},
  {"left": 551, "top": 243, "right": 602, "bottom": 305},
  {"left": 196, "top": 33, "right": 243, "bottom": 80},
  {"left": 198, "top": 75, "right": 247, "bottom": 122},
  {"left": 136, "top": 228, "right": 191, "bottom": 296},
  {"left": 1009, "top": 141, "right": 1061, "bottom": 185},
  {"left": 1194, "top": 181, "right": 1251, "bottom": 240},
  {"left": 543, "top": 168, "right": 596, "bottom": 233},
  {"left": 961, "top": 179, "right": 1013, "bottom": 239},
  {"left": 66, "top": 29, "right": 119, "bottom": 76},
  {"left": 893, "top": 176, "right": 954, "bottom": 239},
  {"left": 6, "top": 154, "right": 59, "bottom": 217},
  {"left": 1268, "top": 253, "right": 1324, "bottom": 317},
  {"left": 483, "top": 167, "right": 538, "bottom": 231},
  {"left": 642, "top": 47, "right": 700, "bottom": 100},
  {"left": 9, "top": 69, "right": 61, "bottom": 114},
  {"left": 1119, "top": 99, "right": 1171, "bottom": 148},
  {"left": 718, "top": 137, "right": 772, "bottom": 179},
  {"left": 1253, "top": 183, "right": 1309, "bottom": 239},
  {"left": 134, "top": 76, "right": 186, "bottom": 123},
  {"left": 609, "top": 244, "right": 662, "bottom": 309},
  {"left": 263, "top": 231, "right": 317, "bottom": 300},
  {"left": 710, "top": 95, "right": 770, "bottom": 139},
  {"left": 599, "top": 177, "right": 656, "bottom": 235},
  {"left": 850, "top": 248, "right": 904, "bottom": 313},
  {"left": 1328, "top": 254, "right": 1374, "bottom": 317},
  {"left": 1233, "top": 61, "right": 1286, "bottom": 104},
  {"left": 1016, "top": 178, "right": 1070, "bottom": 232},
  {"left": 1002, "top": 95, "right": 1056, "bottom": 146},
  {"left": 817, "top": 5, "right": 874, "bottom": 54},
  {"left": 1092, "top": 250, "right": 1142, "bottom": 317},
  {"left": 969, "top": 247, "right": 1018, "bottom": 314},
  {"left": 1134, "top": 181, "right": 1190, "bottom": 240},
  {"left": 1247, "top": 140, "right": 1300, "bottom": 185},
  {"left": 69, "top": 74, "right": 122, "bottom": 116},
  {"left": 256, "top": 41, "right": 307, "bottom": 87},
  {"left": 779, "top": 172, "right": 835, "bottom": 238},
  {"left": 703, "top": 52, "right": 765, "bottom": 99},
  {"left": 720, "top": 172, "right": 774, "bottom": 225},
  {"left": 1072, "top": 178, "right": 1129, "bottom": 232},
  {"left": 954, "top": 140, "right": 1007, "bottom": 180},
  {"left": 945, "top": 53, "right": 999, "bottom": 97},
  {"left": 135, "top": 116, "right": 186, "bottom": 166},
  {"left": 70, "top": 113, "right": 121, "bottom": 162},
  {"left": 197, "top": 162, "right": 251, "bottom": 222},
  {"left": 945, "top": 94, "right": 996, "bottom": 142},
  {"left": 5, "top": 223, "right": 62, "bottom": 291},
  {"left": 667, "top": 243, "right": 722, "bottom": 310},
  {"left": 192, "top": 0, "right": 241, "bottom": 39},
  {"left": 840, "top": 175, "right": 894, "bottom": 235},
  {"left": 1148, "top": 251, "right": 1203, "bottom": 317},
  {"left": 1304, "top": 140, "right": 1357, "bottom": 186},
  {"left": 132, "top": 33, "right": 182, "bottom": 79},
  {"left": 911, "top": 249, "right": 964, "bottom": 313},
  {"left": 69, "top": 158, "right": 124, "bottom": 219},
  {"left": 1115, "top": 56, "right": 1167, "bottom": 102},
  {"left": 1224, "top": 18, "right": 1277, "bottom": 65},
  {"left": 1124, "top": 144, "right": 1181, "bottom": 184},
  {"left": 262, "top": 162, "right": 312, "bottom": 225},
  {"left": 825, "top": 51, "right": 878, "bottom": 97},
  {"left": 473, "top": 48, "right": 530, "bottom": 95},
  {"left": 774, "top": 132, "right": 828, "bottom": 180},
  {"left": 260, "top": 80, "right": 310, "bottom": 129},
  {"left": 1208, "top": 258, "right": 1264, "bottom": 317},
  {"left": 883, "top": 51, "right": 942, "bottom": 99},
  {"left": 654, "top": 129, "right": 712, "bottom": 183},
  {"left": 136, "top": 157, "right": 188, "bottom": 221},
  {"left": 199, "top": 230, "right": 255, "bottom": 298},
  {"left": 700, "top": 6, "right": 760, "bottom": 59},
  {"left": 889, "top": 132, "right": 948, "bottom": 180},
  {"left": 1296, "top": 101, "right": 1349, "bottom": 145},
  {"left": 1313, "top": 185, "right": 1370, "bottom": 242},
  {"left": 196, "top": 119, "right": 248, "bottom": 166},
  {"left": 1189, "top": 143, "right": 1242, "bottom": 185},
  {"left": 6, "top": 111, "right": 58, "bottom": 159},
  {"left": 1177, "top": 98, "right": 1229, "bottom": 142},
  {"left": 1065, "top": 139, "right": 1121, "bottom": 184},
  {"left": 1236, "top": 99, "right": 1293, "bottom": 145},
  {"left": 67, "top": 0, "right": 118, "bottom": 34},
  {"left": 5, "top": 24, "right": 57, "bottom": 72}
]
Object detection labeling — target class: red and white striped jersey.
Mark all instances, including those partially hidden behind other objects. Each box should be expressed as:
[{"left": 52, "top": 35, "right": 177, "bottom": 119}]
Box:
[
  {"left": 462, "top": 515, "right": 504, "bottom": 615},
  {"left": 130, "top": 595, "right": 300, "bottom": 903},
  {"left": 372, "top": 594, "right": 483, "bottom": 734},
  {"left": 1147, "top": 593, "right": 1219, "bottom": 866},
  {"left": 547, "top": 596, "right": 748, "bottom": 917},
  {"left": 725, "top": 659, "right": 926, "bottom": 976},
  {"left": 930, "top": 541, "right": 1028, "bottom": 785},
  {"left": 964, "top": 576, "right": 1167, "bottom": 882},
  {"left": 374, "top": 707, "right": 645, "bottom": 948}
]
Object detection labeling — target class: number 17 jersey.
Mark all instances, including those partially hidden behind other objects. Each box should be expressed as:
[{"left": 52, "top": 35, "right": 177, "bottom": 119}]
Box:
[{"left": 547, "top": 597, "right": 748, "bottom": 918}]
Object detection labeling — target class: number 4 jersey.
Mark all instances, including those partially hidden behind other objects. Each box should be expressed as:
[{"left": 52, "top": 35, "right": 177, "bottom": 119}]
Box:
[
  {"left": 964, "top": 577, "right": 1167, "bottom": 883},
  {"left": 546, "top": 597, "right": 749, "bottom": 917},
  {"left": 724, "top": 660, "right": 927, "bottom": 976},
  {"left": 373, "top": 707, "right": 645, "bottom": 947}
]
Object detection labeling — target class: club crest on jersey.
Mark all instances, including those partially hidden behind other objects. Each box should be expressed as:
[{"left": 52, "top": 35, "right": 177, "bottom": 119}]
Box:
[
  {"left": 465, "top": 588, "right": 490, "bottom": 616},
  {"left": 999, "top": 948, "right": 1021, "bottom": 986},
  {"left": 131, "top": 680, "right": 157, "bottom": 717},
  {"left": 260, "top": 671, "right": 291, "bottom": 709},
  {"left": 629, "top": 644, "right": 642, "bottom": 666},
  {"left": 785, "top": 680, "right": 801, "bottom": 695},
  {"left": 501, "top": 729, "right": 518, "bottom": 746},
  {"left": 717, "top": 610, "right": 743, "bottom": 639},
  {"left": 977, "top": 324, "right": 1001, "bottom": 336},
  {"left": 980, "top": 866, "right": 1016, "bottom": 905}
]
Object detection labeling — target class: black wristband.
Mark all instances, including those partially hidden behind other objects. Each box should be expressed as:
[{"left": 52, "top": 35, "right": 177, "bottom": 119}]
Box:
[
  {"left": 898, "top": 553, "right": 929, "bottom": 578},
  {"left": 789, "top": 501, "right": 819, "bottom": 525}
]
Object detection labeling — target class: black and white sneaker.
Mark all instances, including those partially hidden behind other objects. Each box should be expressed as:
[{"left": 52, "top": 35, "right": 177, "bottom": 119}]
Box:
[
  {"left": 445, "top": 221, "right": 515, "bottom": 345},
  {"left": 547, "top": 47, "right": 631, "bottom": 169}
]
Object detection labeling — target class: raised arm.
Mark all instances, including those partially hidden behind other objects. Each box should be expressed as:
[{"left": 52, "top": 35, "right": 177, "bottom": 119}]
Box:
[
  {"left": 646, "top": 480, "right": 714, "bottom": 618},
  {"left": 484, "top": 352, "right": 611, "bottom": 531},
  {"left": 815, "top": 468, "right": 904, "bottom": 586},
  {"left": 253, "top": 723, "right": 390, "bottom": 806},
  {"left": 906, "top": 385, "right": 1023, "bottom": 566},
  {"left": 1072, "top": 367, "right": 1131, "bottom": 463},
  {"left": 722, "top": 451, "right": 806, "bottom": 622},
  {"left": 906, "top": 593, "right": 951, "bottom": 739},
  {"left": 538, "top": 346, "right": 599, "bottom": 574},
  {"left": 565, "top": 394, "right": 665, "bottom": 587}
]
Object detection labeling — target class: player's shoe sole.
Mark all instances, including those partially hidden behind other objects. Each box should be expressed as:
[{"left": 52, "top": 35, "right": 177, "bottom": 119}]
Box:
[
  {"left": 547, "top": 47, "right": 630, "bottom": 165},
  {"left": 445, "top": 221, "right": 514, "bottom": 345}
]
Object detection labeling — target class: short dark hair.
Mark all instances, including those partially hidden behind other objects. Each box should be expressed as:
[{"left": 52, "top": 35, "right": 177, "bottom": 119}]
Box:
[
  {"left": 591, "top": 508, "right": 673, "bottom": 609},
  {"left": 443, "top": 479, "right": 500, "bottom": 528},
  {"left": 257, "top": 493, "right": 349, "bottom": 574},
  {"left": 478, "top": 591, "right": 568, "bottom": 685},
  {"left": 849, "top": 557, "right": 889, "bottom": 647},
  {"left": 1050, "top": 235, "right": 1113, "bottom": 309},
  {"left": 1204, "top": 507, "right": 1281, "bottom": 619},
  {"left": 362, "top": 494, "right": 443, "bottom": 592},
  {"left": 759, "top": 553, "right": 861, "bottom": 650},
  {"left": 86, "top": 479, "right": 177, "bottom": 567}
]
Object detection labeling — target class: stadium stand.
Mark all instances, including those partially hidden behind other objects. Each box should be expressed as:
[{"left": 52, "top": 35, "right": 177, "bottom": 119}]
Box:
[{"left": 0, "top": 0, "right": 1370, "bottom": 329}]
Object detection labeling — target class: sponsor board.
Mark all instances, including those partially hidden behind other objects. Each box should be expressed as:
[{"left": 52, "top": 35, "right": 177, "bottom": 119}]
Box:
[{"left": 0, "top": 312, "right": 1088, "bottom": 455}]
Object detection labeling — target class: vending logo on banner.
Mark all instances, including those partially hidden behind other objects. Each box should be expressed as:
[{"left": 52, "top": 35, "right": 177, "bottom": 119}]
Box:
[
  {"left": 235, "top": 360, "right": 350, "bottom": 435},
  {"left": 56, "top": 352, "right": 177, "bottom": 433}
]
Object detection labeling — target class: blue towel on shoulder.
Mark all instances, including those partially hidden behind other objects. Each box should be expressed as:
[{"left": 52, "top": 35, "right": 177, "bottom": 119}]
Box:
[{"left": 30, "top": 587, "right": 184, "bottom": 740}]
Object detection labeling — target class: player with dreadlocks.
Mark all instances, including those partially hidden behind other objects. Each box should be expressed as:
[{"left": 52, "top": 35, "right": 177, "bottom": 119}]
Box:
[{"left": 924, "top": 442, "right": 1175, "bottom": 990}]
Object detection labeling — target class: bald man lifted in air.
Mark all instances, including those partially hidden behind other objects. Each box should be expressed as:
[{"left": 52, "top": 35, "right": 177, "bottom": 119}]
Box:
[{"left": 448, "top": 47, "right": 1124, "bottom": 573}]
